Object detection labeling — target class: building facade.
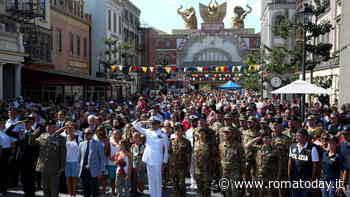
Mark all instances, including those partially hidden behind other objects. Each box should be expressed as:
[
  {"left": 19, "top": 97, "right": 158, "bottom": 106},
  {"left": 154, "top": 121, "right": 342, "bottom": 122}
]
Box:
[
  {"left": 0, "top": 2, "right": 26, "bottom": 100},
  {"left": 50, "top": 0, "right": 91, "bottom": 74},
  {"left": 260, "top": 0, "right": 296, "bottom": 49},
  {"left": 85, "top": 0, "right": 124, "bottom": 76},
  {"left": 121, "top": 0, "right": 141, "bottom": 66},
  {"left": 302, "top": 0, "right": 342, "bottom": 104},
  {"left": 339, "top": 0, "right": 350, "bottom": 105}
]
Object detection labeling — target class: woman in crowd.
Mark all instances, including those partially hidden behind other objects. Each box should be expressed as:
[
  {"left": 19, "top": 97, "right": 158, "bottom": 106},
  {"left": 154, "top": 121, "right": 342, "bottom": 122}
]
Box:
[
  {"left": 64, "top": 121, "right": 80, "bottom": 197},
  {"left": 321, "top": 136, "right": 342, "bottom": 197},
  {"left": 114, "top": 140, "right": 131, "bottom": 197},
  {"left": 130, "top": 132, "right": 146, "bottom": 194},
  {"left": 106, "top": 128, "right": 122, "bottom": 196}
]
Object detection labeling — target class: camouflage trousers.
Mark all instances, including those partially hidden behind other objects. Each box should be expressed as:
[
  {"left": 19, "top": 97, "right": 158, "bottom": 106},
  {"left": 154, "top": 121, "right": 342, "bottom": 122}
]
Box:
[
  {"left": 222, "top": 170, "right": 243, "bottom": 197},
  {"left": 170, "top": 168, "right": 187, "bottom": 197},
  {"left": 256, "top": 176, "right": 278, "bottom": 197},
  {"left": 195, "top": 173, "right": 211, "bottom": 197},
  {"left": 245, "top": 161, "right": 257, "bottom": 197}
]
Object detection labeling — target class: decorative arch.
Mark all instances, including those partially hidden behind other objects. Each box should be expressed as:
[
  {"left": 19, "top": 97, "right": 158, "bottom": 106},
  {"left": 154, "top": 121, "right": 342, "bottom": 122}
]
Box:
[{"left": 193, "top": 48, "right": 232, "bottom": 62}]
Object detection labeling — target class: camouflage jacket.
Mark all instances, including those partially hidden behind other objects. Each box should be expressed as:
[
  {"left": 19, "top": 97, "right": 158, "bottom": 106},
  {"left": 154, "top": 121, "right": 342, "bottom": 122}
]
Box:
[
  {"left": 242, "top": 129, "right": 260, "bottom": 161},
  {"left": 219, "top": 141, "right": 245, "bottom": 178},
  {"left": 255, "top": 144, "right": 278, "bottom": 178},
  {"left": 194, "top": 140, "right": 214, "bottom": 176},
  {"left": 169, "top": 137, "right": 192, "bottom": 168}
]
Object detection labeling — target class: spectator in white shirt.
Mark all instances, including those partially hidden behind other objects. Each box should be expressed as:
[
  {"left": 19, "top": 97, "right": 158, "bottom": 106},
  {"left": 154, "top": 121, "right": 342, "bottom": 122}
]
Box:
[
  {"left": 0, "top": 116, "right": 17, "bottom": 195},
  {"left": 5, "top": 108, "right": 18, "bottom": 128},
  {"left": 64, "top": 121, "right": 80, "bottom": 197},
  {"left": 106, "top": 129, "right": 121, "bottom": 196}
]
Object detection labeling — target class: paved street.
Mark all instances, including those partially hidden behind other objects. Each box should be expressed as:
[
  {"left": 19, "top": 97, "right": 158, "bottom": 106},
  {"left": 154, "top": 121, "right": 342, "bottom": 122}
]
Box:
[{"left": 6, "top": 179, "right": 223, "bottom": 197}]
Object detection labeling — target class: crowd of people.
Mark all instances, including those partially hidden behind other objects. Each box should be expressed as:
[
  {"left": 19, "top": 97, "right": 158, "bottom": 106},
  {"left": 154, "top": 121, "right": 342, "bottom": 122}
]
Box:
[{"left": 0, "top": 90, "right": 350, "bottom": 197}]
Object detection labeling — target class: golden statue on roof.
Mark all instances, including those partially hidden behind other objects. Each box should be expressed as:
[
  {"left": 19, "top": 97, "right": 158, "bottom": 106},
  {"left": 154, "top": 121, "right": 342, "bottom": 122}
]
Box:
[
  {"left": 199, "top": 0, "right": 227, "bottom": 23},
  {"left": 177, "top": 6, "right": 198, "bottom": 30},
  {"left": 232, "top": 4, "right": 252, "bottom": 29}
]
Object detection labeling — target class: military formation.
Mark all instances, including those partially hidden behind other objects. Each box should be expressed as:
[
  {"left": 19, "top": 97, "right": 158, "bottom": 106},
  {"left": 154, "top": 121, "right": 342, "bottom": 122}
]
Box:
[
  {"left": 165, "top": 112, "right": 293, "bottom": 197},
  {"left": 2, "top": 90, "right": 350, "bottom": 197}
]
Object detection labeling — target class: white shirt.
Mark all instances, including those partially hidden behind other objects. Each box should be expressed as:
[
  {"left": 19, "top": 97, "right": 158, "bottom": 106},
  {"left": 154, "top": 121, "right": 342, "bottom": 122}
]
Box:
[
  {"left": 0, "top": 130, "right": 17, "bottom": 148},
  {"left": 132, "top": 121, "right": 169, "bottom": 166},
  {"left": 185, "top": 128, "right": 195, "bottom": 147},
  {"left": 108, "top": 142, "right": 120, "bottom": 166},
  {"left": 66, "top": 138, "right": 80, "bottom": 162},
  {"left": 6, "top": 118, "right": 17, "bottom": 129}
]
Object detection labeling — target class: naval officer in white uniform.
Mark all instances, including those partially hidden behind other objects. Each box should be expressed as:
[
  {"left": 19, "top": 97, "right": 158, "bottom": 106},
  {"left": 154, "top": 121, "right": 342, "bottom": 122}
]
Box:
[{"left": 132, "top": 117, "right": 169, "bottom": 197}]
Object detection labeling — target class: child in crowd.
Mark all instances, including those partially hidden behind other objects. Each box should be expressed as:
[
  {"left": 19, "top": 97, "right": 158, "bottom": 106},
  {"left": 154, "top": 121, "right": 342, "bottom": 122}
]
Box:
[
  {"left": 130, "top": 133, "right": 146, "bottom": 194},
  {"left": 114, "top": 140, "right": 131, "bottom": 197}
]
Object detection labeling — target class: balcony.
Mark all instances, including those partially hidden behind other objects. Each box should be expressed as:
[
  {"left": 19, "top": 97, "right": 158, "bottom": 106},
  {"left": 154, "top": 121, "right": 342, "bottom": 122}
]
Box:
[
  {"left": 6, "top": 0, "right": 46, "bottom": 20},
  {"left": 0, "top": 30, "right": 25, "bottom": 54}
]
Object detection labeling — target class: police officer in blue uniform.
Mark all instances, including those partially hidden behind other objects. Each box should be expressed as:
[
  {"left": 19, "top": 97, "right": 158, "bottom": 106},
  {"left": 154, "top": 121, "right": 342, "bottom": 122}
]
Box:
[
  {"left": 288, "top": 129, "right": 320, "bottom": 197},
  {"left": 339, "top": 125, "right": 350, "bottom": 197}
]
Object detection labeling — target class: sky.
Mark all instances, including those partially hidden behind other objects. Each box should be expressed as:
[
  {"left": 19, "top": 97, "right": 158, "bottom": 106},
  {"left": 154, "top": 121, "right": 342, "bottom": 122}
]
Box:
[{"left": 130, "top": 0, "right": 261, "bottom": 34}]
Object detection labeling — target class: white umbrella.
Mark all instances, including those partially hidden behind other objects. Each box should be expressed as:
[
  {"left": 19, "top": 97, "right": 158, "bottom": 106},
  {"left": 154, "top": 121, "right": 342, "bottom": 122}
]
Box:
[{"left": 271, "top": 80, "right": 329, "bottom": 94}]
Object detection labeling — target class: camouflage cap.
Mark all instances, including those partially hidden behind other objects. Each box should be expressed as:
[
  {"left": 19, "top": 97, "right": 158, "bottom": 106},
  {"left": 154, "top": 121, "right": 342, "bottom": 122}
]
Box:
[
  {"left": 271, "top": 116, "right": 283, "bottom": 124},
  {"left": 220, "top": 126, "right": 238, "bottom": 133},
  {"left": 260, "top": 117, "right": 269, "bottom": 124},
  {"left": 224, "top": 113, "right": 233, "bottom": 119},
  {"left": 239, "top": 115, "right": 248, "bottom": 121},
  {"left": 247, "top": 116, "right": 257, "bottom": 122},
  {"left": 231, "top": 111, "right": 240, "bottom": 117}
]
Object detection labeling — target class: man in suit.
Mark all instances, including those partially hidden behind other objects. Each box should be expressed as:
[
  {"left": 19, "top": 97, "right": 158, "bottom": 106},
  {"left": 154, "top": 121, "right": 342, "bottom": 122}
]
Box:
[
  {"left": 132, "top": 117, "right": 169, "bottom": 197},
  {"left": 6, "top": 117, "right": 39, "bottom": 197},
  {"left": 29, "top": 120, "right": 66, "bottom": 197},
  {"left": 56, "top": 110, "right": 66, "bottom": 129},
  {"left": 78, "top": 128, "right": 105, "bottom": 197}
]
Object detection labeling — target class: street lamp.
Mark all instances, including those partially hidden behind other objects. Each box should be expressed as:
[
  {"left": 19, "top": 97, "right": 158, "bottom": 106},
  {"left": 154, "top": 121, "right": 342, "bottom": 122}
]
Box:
[{"left": 295, "top": 3, "right": 313, "bottom": 121}]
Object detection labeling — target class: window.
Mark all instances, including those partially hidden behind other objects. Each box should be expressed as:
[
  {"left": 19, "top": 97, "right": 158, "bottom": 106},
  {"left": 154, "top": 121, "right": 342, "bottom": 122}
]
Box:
[
  {"left": 337, "top": 23, "right": 341, "bottom": 51},
  {"left": 70, "top": 32, "right": 74, "bottom": 55},
  {"left": 77, "top": 36, "right": 80, "bottom": 56},
  {"left": 57, "top": 29, "right": 62, "bottom": 52},
  {"left": 119, "top": 16, "right": 122, "bottom": 34},
  {"left": 83, "top": 38, "right": 87, "bottom": 57},
  {"left": 108, "top": 10, "right": 112, "bottom": 31},
  {"left": 113, "top": 12, "right": 117, "bottom": 33}
]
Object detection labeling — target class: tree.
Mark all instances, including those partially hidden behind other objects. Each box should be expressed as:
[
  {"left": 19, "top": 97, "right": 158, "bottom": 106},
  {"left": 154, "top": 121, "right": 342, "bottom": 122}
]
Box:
[
  {"left": 243, "top": 54, "right": 262, "bottom": 91},
  {"left": 103, "top": 39, "right": 136, "bottom": 81},
  {"left": 302, "top": 0, "right": 333, "bottom": 81},
  {"left": 246, "top": 9, "right": 302, "bottom": 92}
]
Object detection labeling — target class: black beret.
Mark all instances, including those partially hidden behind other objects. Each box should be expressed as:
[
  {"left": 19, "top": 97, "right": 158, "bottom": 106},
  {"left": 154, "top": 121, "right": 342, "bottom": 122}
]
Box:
[
  {"left": 46, "top": 120, "right": 56, "bottom": 125},
  {"left": 297, "top": 128, "right": 309, "bottom": 136}
]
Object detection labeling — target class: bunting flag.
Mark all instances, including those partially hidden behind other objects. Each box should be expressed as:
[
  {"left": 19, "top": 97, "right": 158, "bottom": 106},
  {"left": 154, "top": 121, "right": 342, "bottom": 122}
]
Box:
[{"left": 108, "top": 64, "right": 246, "bottom": 74}]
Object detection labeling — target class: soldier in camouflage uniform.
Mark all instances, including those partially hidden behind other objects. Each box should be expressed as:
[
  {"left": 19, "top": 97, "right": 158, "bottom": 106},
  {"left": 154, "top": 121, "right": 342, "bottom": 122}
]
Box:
[
  {"left": 29, "top": 121, "right": 66, "bottom": 197},
  {"left": 223, "top": 112, "right": 242, "bottom": 141},
  {"left": 219, "top": 127, "right": 245, "bottom": 197},
  {"left": 245, "top": 132, "right": 278, "bottom": 197},
  {"left": 271, "top": 117, "right": 291, "bottom": 197},
  {"left": 238, "top": 115, "right": 248, "bottom": 134},
  {"left": 282, "top": 117, "right": 300, "bottom": 144},
  {"left": 198, "top": 116, "right": 221, "bottom": 192},
  {"left": 241, "top": 116, "right": 260, "bottom": 197},
  {"left": 259, "top": 117, "right": 272, "bottom": 136},
  {"left": 168, "top": 123, "right": 192, "bottom": 197},
  {"left": 194, "top": 127, "right": 216, "bottom": 197}
]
